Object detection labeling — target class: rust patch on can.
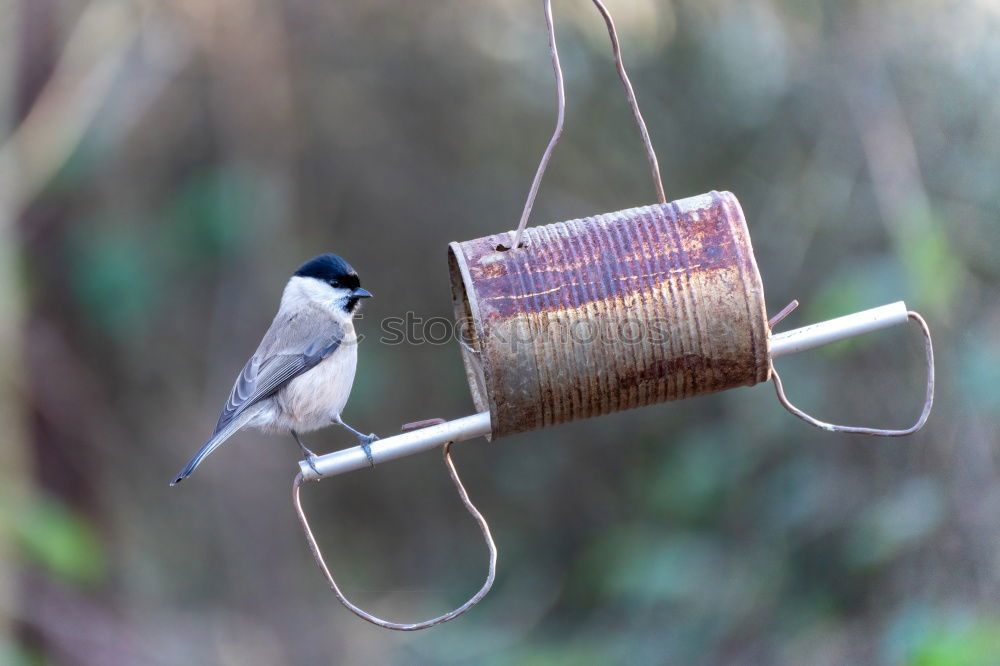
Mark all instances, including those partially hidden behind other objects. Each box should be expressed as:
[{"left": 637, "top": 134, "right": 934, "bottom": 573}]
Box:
[{"left": 448, "top": 191, "right": 770, "bottom": 438}]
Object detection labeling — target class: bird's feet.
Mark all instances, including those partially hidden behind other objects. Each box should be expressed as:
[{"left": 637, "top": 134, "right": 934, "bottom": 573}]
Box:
[
  {"left": 303, "top": 450, "right": 321, "bottom": 476},
  {"left": 292, "top": 430, "right": 322, "bottom": 477},
  {"left": 359, "top": 433, "right": 379, "bottom": 468}
]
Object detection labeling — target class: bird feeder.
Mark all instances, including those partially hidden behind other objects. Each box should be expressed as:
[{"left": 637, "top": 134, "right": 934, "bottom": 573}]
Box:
[
  {"left": 449, "top": 191, "right": 770, "bottom": 438},
  {"left": 291, "top": 0, "right": 935, "bottom": 631},
  {"left": 296, "top": 194, "right": 933, "bottom": 483}
]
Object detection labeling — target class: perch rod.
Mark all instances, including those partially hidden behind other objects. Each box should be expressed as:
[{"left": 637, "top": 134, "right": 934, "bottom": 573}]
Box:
[{"left": 298, "top": 301, "right": 910, "bottom": 481}]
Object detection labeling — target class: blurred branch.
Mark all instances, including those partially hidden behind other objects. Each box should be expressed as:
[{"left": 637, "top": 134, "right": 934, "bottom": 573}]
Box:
[
  {"left": 0, "top": 2, "right": 191, "bottom": 657},
  {"left": 840, "top": 54, "right": 930, "bottom": 236},
  {"left": 0, "top": 205, "right": 26, "bottom": 666},
  {"left": 0, "top": 0, "right": 141, "bottom": 221},
  {"left": 839, "top": 8, "right": 967, "bottom": 316}
]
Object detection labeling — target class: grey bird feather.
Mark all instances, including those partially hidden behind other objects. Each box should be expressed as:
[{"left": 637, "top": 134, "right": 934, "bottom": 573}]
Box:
[{"left": 171, "top": 311, "right": 346, "bottom": 485}]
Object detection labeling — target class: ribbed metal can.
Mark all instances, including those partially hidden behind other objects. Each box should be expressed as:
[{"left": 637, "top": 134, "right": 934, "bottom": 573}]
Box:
[{"left": 448, "top": 190, "right": 770, "bottom": 439}]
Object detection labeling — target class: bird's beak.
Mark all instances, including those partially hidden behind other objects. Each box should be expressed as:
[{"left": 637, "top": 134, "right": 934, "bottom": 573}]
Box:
[{"left": 353, "top": 287, "right": 373, "bottom": 299}]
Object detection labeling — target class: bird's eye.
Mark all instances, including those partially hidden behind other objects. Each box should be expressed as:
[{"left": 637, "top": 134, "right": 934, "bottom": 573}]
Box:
[{"left": 329, "top": 280, "right": 340, "bottom": 288}]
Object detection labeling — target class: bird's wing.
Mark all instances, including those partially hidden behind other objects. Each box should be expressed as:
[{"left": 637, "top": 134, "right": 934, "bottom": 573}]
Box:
[{"left": 212, "top": 311, "right": 346, "bottom": 436}]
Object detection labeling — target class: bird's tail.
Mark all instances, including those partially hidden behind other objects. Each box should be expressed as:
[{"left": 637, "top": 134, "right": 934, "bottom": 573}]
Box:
[{"left": 170, "top": 408, "right": 261, "bottom": 486}]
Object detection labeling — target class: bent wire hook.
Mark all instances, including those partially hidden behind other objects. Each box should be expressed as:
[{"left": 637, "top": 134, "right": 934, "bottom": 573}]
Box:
[
  {"left": 769, "top": 305, "right": 935, "bottom": 436},
  {"left": 292, "top": 420, "right": 497, "bottom": 630}
]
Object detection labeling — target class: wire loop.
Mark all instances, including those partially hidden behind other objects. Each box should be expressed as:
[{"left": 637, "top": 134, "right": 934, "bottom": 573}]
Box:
[
  {"left": 292, "top": 441, "right": 497, "bottom": 630},
  {"left": 504, "top": 0, "right": 666, "bottom": 251},
  {"left": 771, "top": 311, "right": 935, "bottom": 436}
]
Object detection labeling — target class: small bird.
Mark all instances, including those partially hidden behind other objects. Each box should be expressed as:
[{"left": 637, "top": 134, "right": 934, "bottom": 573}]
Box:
[{"left": 171, "top": 253, "right": 375, "bottom": 485}]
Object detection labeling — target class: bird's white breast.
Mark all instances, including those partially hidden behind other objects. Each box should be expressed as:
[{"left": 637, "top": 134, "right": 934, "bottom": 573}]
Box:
[{"left": 271, "top": 322, "right": 359, "bottom": 433}]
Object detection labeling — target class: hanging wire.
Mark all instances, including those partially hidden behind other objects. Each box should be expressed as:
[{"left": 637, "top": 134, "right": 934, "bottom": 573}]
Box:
[
  {"left": 505, "top": 0, "right": 666, "bottom": 251},
  {"left": 771, "top": 311, "right": 935, "bottom": 436},
  {"left": 591, "top": 0, "right": 666, "bottom": 205},
  {"left": 291, "top": 441, "right": 497, "bottom": 630},
  {"left": 505, "top": 0, "right": 565, "bottom": 252}
]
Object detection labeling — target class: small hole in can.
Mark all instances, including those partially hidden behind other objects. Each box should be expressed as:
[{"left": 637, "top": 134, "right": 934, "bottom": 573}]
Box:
[{"left": 495, "top": 241, "right": 528, "bottom": 251}]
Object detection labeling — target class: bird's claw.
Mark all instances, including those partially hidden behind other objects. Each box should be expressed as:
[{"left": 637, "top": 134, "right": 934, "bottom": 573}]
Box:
[
  {"left": 360, "top": 433, "right": 378, "bottom": 468},
  {"left": 292, "top": 430, "right": 323, "bottom": 477},
  {"left": 304, "top": 451, "right": 322, "bottom": 477}
]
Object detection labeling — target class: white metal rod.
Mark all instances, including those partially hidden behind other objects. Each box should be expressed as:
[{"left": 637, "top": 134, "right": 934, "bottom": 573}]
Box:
[
  {"left": 770, "top": 301, "right": 908, "bottom": 358},
  {"left": 299, "top": 411, "right": 491, "bottom": 481},
  {"left": 300, "top": 301, "right": 911, "bottom": 480}
]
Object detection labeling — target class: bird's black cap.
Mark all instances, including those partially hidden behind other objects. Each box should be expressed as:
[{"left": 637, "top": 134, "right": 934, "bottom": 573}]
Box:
[{"left": 294, "top": 254, "right": 361, "bottom": 290}]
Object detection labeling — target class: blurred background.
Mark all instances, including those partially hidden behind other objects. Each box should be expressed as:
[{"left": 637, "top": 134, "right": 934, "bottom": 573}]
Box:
[{"left": 1, "top": 0, "right": 998, "bottom": 664}]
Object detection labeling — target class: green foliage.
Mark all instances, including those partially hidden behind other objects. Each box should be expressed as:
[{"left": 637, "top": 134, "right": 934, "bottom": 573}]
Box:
[
  {"left": 162, "top": 168, "right": 253, "bottom": 266},
  {"left": 897, "top": 208, "right": 963, "bottom": 317},
  {"left": 644, "top": 426, "right": 751, "bottom": 523},
  {"left": 13, "top": 494, "right": 105, "bottom": 587},
  {"left": 505, "top": 644, "right": 618, "bottom": 666},
  {"left": 0, "top": 640, "right": 50, "bottom": 666},
  {"left": 957, "top": 318, "right": 1000, "bottom": 411},
  {"left": 67, "top": 223, "right": 154, "bottom": 340},
  {"left": 907, "top": 619, "right": 1000, "bottom": 666},
  {"left": 844, "top": 479, "right": 944, "bottom": 570}
]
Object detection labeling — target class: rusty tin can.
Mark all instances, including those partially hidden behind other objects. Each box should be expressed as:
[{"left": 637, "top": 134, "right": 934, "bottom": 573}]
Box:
[{"left": 448, "top": 190, "right": 770, "bottom": 439}]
